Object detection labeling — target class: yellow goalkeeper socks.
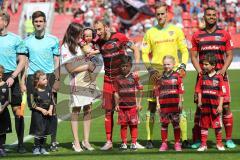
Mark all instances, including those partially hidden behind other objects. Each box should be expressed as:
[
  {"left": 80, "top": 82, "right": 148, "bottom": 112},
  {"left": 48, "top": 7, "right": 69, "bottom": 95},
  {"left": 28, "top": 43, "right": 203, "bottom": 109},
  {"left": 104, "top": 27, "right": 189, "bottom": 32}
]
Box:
[
  {"left": 146, "top": 112, "right": 155, "bottom": 140},
  {"left": 180, "top": 110, "right": 187, "bottom": 141}
]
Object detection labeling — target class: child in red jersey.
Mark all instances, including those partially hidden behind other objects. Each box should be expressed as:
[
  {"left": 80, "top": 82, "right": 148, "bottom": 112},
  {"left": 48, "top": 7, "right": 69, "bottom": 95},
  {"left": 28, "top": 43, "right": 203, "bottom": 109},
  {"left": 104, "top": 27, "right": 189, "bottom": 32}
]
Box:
[
  {"left": 195, "top": 53, "right": 225, "bottom": 151},
  {"left": 155, "top": 55, "right": 184, "bottom": 152},
  {"left": 114, "top": 55, "right": 143, "bottom": 151}
]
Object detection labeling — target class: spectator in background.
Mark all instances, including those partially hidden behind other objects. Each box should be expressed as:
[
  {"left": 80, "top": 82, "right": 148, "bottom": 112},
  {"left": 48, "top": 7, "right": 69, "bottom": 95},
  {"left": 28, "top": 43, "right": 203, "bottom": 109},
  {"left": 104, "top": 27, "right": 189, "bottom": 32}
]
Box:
[
  {"left": 23, "top": 15, "right": 34, "bottom": 38},
  {"left": 72, "top": 9, "right": 84, "bottom": 24},
  {"left": 173, "top": 1, "right": 183, "bottom": 23}
]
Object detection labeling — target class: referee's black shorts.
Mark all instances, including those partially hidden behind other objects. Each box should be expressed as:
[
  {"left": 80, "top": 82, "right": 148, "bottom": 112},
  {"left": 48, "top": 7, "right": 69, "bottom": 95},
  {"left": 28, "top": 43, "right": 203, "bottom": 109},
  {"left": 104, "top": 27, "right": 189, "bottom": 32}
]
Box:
[{"left": 3, "top": 72, "right": 22, "bottom": 107}]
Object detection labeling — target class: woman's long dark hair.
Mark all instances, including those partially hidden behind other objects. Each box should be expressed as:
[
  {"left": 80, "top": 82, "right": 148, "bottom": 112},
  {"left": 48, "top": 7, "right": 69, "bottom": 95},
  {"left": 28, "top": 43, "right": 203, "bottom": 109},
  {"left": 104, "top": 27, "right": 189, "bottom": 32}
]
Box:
[{"left": 62, "top": 22, "right": 83, "bottom": 55}]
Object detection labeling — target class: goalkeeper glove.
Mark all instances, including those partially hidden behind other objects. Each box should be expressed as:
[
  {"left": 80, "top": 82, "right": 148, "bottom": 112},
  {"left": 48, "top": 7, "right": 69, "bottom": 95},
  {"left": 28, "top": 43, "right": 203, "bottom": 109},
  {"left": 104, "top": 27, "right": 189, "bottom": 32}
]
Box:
[{"left": 177, "top": 63, "right": 186, "bottom": 78}]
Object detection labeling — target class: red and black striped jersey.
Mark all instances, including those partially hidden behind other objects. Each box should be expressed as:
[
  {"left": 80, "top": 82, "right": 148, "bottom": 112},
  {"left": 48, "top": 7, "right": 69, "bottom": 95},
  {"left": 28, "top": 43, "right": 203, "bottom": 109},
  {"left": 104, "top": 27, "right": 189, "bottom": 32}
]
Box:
[
  {"left": 191, "top": 28, "right": 233, "bottom": 72},
  {"left": 113, "top": 73, "right": 143, "bottom": 108},
  {"left": 96, "top": 32, "right": 129, "bottom": 79},
  {"left": 195, "top": 73, "right": 226, "bottom": 115},
  {"left": 155, "top": 71, "right": 184, "bottom": 113}
]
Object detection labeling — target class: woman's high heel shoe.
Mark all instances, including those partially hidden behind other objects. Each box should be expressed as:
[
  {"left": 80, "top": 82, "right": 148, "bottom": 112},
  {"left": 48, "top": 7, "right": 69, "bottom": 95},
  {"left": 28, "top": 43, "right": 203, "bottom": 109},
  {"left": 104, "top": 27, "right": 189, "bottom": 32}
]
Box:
[
  {"left": 72, "top": 142, "right": 83, "bottom": 152},
  {"left": 81, "top": 141, "right": 94, "bottom": 151}
]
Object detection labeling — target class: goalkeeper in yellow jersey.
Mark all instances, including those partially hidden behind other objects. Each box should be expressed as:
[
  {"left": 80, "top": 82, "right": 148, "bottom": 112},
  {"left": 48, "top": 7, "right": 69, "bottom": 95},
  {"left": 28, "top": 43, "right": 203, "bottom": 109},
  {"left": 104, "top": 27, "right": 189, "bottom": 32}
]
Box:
[{"left": 141, "top": 2, "right": 190, "bottom": 149}]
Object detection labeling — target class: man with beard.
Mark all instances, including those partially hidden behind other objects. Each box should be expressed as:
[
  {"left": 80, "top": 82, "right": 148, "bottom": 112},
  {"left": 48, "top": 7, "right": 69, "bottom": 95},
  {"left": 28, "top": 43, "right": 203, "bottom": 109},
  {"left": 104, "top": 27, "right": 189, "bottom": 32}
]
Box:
[
  {"left": 191, "top": 7, "right": 235, "bottom": 149},
  {"left": 93, "top": 20, "right": 144, "bottom": 150}
]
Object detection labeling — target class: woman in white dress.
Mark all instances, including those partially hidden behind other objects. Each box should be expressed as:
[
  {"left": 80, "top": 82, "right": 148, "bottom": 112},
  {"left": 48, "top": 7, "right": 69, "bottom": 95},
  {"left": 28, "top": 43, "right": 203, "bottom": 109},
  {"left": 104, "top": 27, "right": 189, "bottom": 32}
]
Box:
[{"left": 61, "top": 22, "right": 96, "bottom": 152}]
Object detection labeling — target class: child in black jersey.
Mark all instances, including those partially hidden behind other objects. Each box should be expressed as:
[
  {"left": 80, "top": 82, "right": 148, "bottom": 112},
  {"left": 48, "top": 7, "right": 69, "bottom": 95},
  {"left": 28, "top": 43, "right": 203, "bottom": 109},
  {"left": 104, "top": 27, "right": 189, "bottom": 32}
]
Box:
[
  {"left": 0, "top": 65, "right": 11, "bottom": 157},
  {"left": 29, "top": 70, "right": 54, "bottom": 155}
]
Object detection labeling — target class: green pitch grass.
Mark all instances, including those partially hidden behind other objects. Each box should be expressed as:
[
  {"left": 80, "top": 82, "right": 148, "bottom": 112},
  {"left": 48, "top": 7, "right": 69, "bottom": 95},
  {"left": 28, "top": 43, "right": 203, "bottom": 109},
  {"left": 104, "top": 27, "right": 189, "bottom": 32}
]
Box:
[{"left": 4, "top": 70, "right": 240, "bottom": 160}]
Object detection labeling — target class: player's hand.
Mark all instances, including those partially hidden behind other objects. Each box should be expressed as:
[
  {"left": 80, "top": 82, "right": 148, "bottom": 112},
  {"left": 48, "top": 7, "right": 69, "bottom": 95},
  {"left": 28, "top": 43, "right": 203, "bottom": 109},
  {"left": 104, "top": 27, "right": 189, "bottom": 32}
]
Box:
[
  {"left": 6, "top": 77, "right": 14, "bottom": 87},
  {"left": 177, "top": 63, "right": 186, "bottom": 78},
  {"left": 48, "top": 109, "right": 53, "bottom": 116},
  {"left": 42, "top": 109, "right": 48, "bottom": 116},
  {"left": 115, "top": 105, "right": 120, "bottom": 112},
  {"left": 147, "top": 67, "right": 161, "bottom": 85},
  {"left": 217, "top": 105, "right": 223, "bottom": 114},
  {"left": 52, "top": 80, "right": 60, "bottom": 92},
  {"left": 197, "top": 102, "right": 202, "bottom": 108},
  {"left": 157, "top": 104, "right": 160, "bottom": 112},
  {"left": 137, "top": 105, "right": 142, "bottom": 111},
  {"left": 216, "top": 69, "right": 226, "bottom": 76},
  {"left": 178, "top": 103, "right": 183, "bottom": 112}
]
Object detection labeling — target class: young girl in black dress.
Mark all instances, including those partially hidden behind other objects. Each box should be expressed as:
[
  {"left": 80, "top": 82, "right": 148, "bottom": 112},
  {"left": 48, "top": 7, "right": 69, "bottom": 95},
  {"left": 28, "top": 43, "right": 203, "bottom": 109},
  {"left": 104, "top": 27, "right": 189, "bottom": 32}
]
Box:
[{"left": 29, "top": 70, "right": 54, "bottom": 155}]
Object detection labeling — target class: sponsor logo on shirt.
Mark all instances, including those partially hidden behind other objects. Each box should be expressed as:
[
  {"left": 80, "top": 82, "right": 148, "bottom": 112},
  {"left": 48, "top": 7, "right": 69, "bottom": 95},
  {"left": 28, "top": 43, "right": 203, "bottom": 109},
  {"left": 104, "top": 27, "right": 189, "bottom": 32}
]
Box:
[
  {"left": 201, "top": 45, "right": 220, "bottom": 50},
  {"left": 212, "top": 79, "right": 219, "bottom": 86},
  {"left": 215, "top": 36, "right": 221, "bottom": 41},
  {"left": 2, "top": 88, "right": 6, "bottom": 93}
]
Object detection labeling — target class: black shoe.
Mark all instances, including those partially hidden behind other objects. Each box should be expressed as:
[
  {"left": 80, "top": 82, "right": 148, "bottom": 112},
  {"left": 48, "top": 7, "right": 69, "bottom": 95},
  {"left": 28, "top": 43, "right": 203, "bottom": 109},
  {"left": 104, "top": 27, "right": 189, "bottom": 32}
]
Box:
[
  {"left": 182, "top": 140, "right": 191, "bottom": 148},
  {"left": 0, "top": 149, "right": 6, "bottom": 157},
  {"left": 17, "top": 145, "right": 27, "bottom": 153},
  {"left": 145, "top": 140, "right": 154, "bottom": 149},
  {"left": 49, "top": 142, "right": 59, "bottom": 152}
]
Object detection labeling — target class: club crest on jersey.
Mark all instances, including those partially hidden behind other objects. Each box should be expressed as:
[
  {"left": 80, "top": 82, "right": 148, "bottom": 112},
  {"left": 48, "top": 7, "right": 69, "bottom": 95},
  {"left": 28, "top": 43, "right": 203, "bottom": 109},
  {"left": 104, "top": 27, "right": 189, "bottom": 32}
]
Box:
[
  {"left": 168, "top": 31, "right": 174, "bottom": 36},
  {"left": 215, "top": 121, "right": 220, "bottom": 127},
  {"left": 212, "top": 79, "right": 219, "bottom": 86},
  {"left": 172, "top": 79, "right": 177, "bottom": 84},
  {"left": 2, "top": 88, "right": 6, "bottom": 93},
  {"left": 215, "top": 36, "right": 221, "bottom": 41}
]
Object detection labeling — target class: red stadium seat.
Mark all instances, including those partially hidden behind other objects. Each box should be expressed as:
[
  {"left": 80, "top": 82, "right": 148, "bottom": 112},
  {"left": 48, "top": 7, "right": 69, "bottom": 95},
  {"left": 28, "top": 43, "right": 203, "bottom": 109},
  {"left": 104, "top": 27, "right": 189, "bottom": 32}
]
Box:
[
  {"left": 191, "top": 20, "right": 198, "bottom": 27},
  {"left": 182, "top": 12, "right": 191, "bottom": 20},
  {"left": 183, "top": 20, "right": 192, "bottom": 28},
  {"left": 228, "top": 26, "right": 236, "bottom": 35}
]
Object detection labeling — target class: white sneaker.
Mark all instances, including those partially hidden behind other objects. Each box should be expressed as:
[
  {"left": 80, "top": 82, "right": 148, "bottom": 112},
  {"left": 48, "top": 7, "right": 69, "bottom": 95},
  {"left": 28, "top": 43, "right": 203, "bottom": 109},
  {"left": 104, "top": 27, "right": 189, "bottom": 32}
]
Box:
[
  {"left": 100, "top": 141, "right": 113, "bottom": 151},
  {"left": 119, "top": 143, "right": 128, "bottom": 150},
  {"left": 136, "top": 142, "right": 145, "bottom": 149},
  {"left": 197, "top": 145, "right": 207, "bottom": 151},
  {"left": 72, "top": 142, "right": 83, "bottom": 152},
  {"left": 216, "top": 145, "right": 225, "bottom": 151},
  {"left": 130, "top": 143, "right": 137, "bottom": 151}
]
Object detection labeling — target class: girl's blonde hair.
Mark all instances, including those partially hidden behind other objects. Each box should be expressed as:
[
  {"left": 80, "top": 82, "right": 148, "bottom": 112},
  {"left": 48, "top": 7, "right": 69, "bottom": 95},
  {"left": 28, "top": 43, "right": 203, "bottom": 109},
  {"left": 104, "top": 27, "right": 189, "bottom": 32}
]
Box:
[
  {"left": 163, "top": 55, "right": 176, "bottom": 64},
  {"left": 33, "top": 70, "right": 46, "bottom": 88}
]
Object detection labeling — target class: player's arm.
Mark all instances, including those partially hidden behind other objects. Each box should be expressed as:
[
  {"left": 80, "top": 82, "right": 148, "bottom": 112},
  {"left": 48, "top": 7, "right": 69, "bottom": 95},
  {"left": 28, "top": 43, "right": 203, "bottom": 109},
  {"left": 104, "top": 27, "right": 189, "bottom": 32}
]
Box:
[
  {"left": 195, "top": 77, "right": 202, "bottom": 107},
  {"left": 177, "top": 28, "right": 189, "bottom": 65},
  {"left": 179, "top": 94, "right": 183, "bottom": 111},
  {"left": 20, "top": 58, "right": 29, "bottom": 93},
  {"left": 135, "top": 75, "right": 143, "bottom": 111},
  {"left": 218, "top": 32, "right": 233, "bottom": 75},
  {"left": 127, "top": 42, "right": 140, "bottom": 68},
  {"left": 141, "top": 32, "right": 152, "bottom": 69},
  {"left": 178, "top": 76, "right": 184, "bottom": 110},
  {"left": 114, "top": 92, "right": 120, "bottom": 112},
  {"left": 190, "top": 33, "right": 202, "bottom": 74},
  {"left": 52, "top": 39, "right": 61, "bottom": 92},
  {"left": 191, "top": 50, "right": 202, "bottom": 74},
  {"left": 218, "top": 50, "right": 233, "bottom": 75}
]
